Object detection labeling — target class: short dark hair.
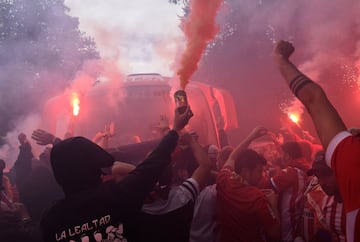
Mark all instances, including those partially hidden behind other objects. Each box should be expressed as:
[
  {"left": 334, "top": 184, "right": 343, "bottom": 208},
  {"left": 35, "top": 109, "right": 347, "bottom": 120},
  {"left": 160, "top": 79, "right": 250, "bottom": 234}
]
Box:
[
  {"left": 307, "top": 151, "right": 332, "bottom": 177},
  {"left": 281, "top": 141, "right": 302, "bottom": 160},
  {"left": 234, "top": 149, "right": 267, "bottom": 174}
]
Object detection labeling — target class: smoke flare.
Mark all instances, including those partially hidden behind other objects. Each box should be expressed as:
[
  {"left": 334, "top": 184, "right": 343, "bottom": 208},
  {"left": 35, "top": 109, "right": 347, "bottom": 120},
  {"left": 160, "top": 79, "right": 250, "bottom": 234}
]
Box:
[{"left": 177, "top": 0, "right": 223, "bottom": 89}]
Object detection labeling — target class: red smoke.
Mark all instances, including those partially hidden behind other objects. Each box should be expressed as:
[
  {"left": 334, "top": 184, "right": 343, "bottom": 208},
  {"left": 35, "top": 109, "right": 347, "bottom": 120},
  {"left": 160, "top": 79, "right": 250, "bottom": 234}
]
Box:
[{"left": 177, "top": 0, "right": 222, "bottom": 89}]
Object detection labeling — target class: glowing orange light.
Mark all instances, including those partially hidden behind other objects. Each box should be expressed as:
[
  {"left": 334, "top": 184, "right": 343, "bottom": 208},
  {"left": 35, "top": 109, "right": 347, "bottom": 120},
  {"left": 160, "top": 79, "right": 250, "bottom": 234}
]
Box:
[
  {"left": 288, "top": 113, "right": 299, "bottom": 124},
  {"left": 71, "top": 92, "right": 80, "bottom": 116}
]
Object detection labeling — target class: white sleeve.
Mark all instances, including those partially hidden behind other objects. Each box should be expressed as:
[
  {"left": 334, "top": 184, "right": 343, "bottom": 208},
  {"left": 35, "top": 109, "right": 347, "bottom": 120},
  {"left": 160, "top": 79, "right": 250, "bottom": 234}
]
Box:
[
  {"left": 325, "top": 131, "right": 351, "bottom": 168},
  {"left": 346, "top": 209, "right": 360, "bottom": 242},
  {"left": 181, "top": 178, "right": 200, "bottom": 202},
  {"left": 141, "top": 178, "right": 200, "bottom": 214}
]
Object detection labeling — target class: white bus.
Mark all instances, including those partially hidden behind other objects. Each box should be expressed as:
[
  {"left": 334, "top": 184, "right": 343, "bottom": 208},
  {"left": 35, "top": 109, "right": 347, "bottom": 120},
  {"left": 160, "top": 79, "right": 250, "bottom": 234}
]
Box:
[{"left": 41, "top": 73, "right": 238, "bottom": 149}]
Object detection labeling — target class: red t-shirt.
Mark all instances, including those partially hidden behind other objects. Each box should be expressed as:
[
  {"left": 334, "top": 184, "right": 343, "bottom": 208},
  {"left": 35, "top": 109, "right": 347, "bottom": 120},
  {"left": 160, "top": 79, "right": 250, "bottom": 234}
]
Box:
[
  {"left": 216, "top": 167, "right": 277, "bottom": 242},
  {"left": 325, "top": 131, "right": 360, "bottom": 242}
]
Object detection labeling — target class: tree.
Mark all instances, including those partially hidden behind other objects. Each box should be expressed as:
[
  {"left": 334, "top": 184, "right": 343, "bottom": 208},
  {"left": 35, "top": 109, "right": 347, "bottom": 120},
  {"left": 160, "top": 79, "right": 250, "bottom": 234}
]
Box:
[{"left": 0, "top": 0, "right": 99, "bottom": 144}]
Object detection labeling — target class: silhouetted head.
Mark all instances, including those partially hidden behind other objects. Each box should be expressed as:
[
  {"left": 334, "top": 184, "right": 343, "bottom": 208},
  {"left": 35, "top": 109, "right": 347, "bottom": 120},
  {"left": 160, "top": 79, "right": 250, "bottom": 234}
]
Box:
[
  {"left": 235, "top": 149, "right": 267, "bottom": 186},
  {"left": 17, "top": 133, "right": 27, "bottom": 145},
  {"left": 307, "top": 152, "right": 339, "bottom": 197},
  {"left": 281, "top": 141, "right": 303, "bottom": 165},
  {"left": 51, "top": 136, "right": 114, "bottom": 195}
]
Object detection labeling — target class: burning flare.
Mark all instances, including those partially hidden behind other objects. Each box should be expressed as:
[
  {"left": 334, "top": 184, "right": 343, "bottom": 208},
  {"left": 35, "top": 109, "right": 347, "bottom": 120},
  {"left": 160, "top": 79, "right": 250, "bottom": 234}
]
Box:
[
  {"left": 71, "top": 92, "right": 80, "bottom": 116},
  {"left": 288, "top": 112, "right": 300, "bottom": 125}
]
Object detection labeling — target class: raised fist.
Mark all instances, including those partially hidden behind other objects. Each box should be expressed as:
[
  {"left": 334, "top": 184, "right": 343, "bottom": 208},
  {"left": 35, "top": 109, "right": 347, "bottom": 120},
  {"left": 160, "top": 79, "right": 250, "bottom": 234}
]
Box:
[{"left": 273, "top": 40, "right": 295, "bottom": 60}]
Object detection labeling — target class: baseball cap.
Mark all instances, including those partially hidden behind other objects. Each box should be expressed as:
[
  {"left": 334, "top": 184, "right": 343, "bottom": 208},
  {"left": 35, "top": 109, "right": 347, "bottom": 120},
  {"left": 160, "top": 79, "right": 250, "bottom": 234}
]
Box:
[{"left": 50, "top": 136, "right": 115, "bottom": 193}]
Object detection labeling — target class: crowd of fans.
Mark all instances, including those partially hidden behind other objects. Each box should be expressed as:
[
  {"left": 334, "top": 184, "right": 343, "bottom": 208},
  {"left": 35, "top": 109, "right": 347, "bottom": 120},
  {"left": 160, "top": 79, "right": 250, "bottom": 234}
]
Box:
[{"left": 0, "top": 41, "right": 359, "bottom": 242}]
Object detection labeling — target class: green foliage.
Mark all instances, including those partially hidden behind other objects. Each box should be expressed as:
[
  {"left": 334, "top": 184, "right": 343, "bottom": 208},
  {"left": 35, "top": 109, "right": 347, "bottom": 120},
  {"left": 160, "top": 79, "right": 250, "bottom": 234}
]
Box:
[
  {"left": 168, "top": 0, "right": 190, "bottom": 16},
  {"left": 0, "top": 0, "right": 99, "bottom": 141}
]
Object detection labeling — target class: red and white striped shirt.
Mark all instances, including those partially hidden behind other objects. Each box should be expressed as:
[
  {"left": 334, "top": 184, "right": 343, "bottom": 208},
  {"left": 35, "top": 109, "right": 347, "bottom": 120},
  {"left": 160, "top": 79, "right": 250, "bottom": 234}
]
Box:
[
  {"left": 326, "top": 131, "right": 360, "bottom": 242},
  {"left": 301, "top": 177, "right": 320, "bottom": 241},
  {"left": 271, "top": 159, "right": 309, "bottom": 241},
  {"left": 307, "top": 188, "right": 346, "bottom": 242}
]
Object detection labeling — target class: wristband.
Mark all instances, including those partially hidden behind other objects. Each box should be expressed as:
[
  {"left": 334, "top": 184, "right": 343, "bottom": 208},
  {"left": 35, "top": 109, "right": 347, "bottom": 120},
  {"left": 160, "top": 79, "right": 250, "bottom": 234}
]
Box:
[
  {"left": 289, "top": 74, "right": 313, "bottom": 97},
  {"left": 294, "top": 79, "right": 313, "bottom": 97}
]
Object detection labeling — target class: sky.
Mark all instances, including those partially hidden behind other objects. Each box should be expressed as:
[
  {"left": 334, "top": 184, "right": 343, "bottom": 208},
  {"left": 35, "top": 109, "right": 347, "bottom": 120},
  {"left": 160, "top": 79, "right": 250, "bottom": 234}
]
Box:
[{"left": 64, "top": 0, "right": 185, "bottom": 76}]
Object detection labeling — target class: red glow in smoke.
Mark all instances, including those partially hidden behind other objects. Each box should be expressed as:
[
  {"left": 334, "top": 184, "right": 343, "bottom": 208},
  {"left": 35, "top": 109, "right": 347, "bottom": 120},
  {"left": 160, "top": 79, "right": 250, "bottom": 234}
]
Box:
[
  {"left": 288, "top": 112, "right": 300, "bottom": 125},
  {"left": 71, "top": 92, "right": 80, "bottom": 116},
  {"left": 177, "top": 0, "right": 222, "bottom": 89}
]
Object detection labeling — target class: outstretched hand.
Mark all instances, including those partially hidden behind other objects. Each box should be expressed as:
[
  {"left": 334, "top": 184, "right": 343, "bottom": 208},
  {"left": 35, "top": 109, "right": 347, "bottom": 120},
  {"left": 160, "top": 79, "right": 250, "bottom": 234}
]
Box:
[
  {"left": 31, "top": 129, "right": 56, "bottom": 145},
  {"left": 273, "top": 40, "right": 295, "bottom": 60},
  {"left": 248, "top": 126, "right": 268, "bottom": 141},
  {"left": 173, "top": 106, "right": 193, "bottom": 131}
]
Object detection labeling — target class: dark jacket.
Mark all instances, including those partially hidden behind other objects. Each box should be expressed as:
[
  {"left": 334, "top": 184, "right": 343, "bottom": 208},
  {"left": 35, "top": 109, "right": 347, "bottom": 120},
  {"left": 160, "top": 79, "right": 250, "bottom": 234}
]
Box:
[{"left": 40, "top": 130, "right": 178, "bottom": 242}]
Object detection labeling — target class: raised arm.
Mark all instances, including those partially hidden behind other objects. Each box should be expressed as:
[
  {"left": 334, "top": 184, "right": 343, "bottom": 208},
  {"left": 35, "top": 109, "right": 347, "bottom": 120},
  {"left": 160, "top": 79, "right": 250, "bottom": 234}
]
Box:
[
  {"left": 114, "top": 106, "right": 193, "bottom": 209},
  {"left": 182, "top": 133, "right": 213, "bottom": 190},
  {"left": 224, "top": 126, "right": 268, "bottom": 169},
  {"left": 31, "top": 129, "right": 62, "bottom": 145},
  {"left": 273, "top": 40, "right": 346, "bottom": 150}
]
